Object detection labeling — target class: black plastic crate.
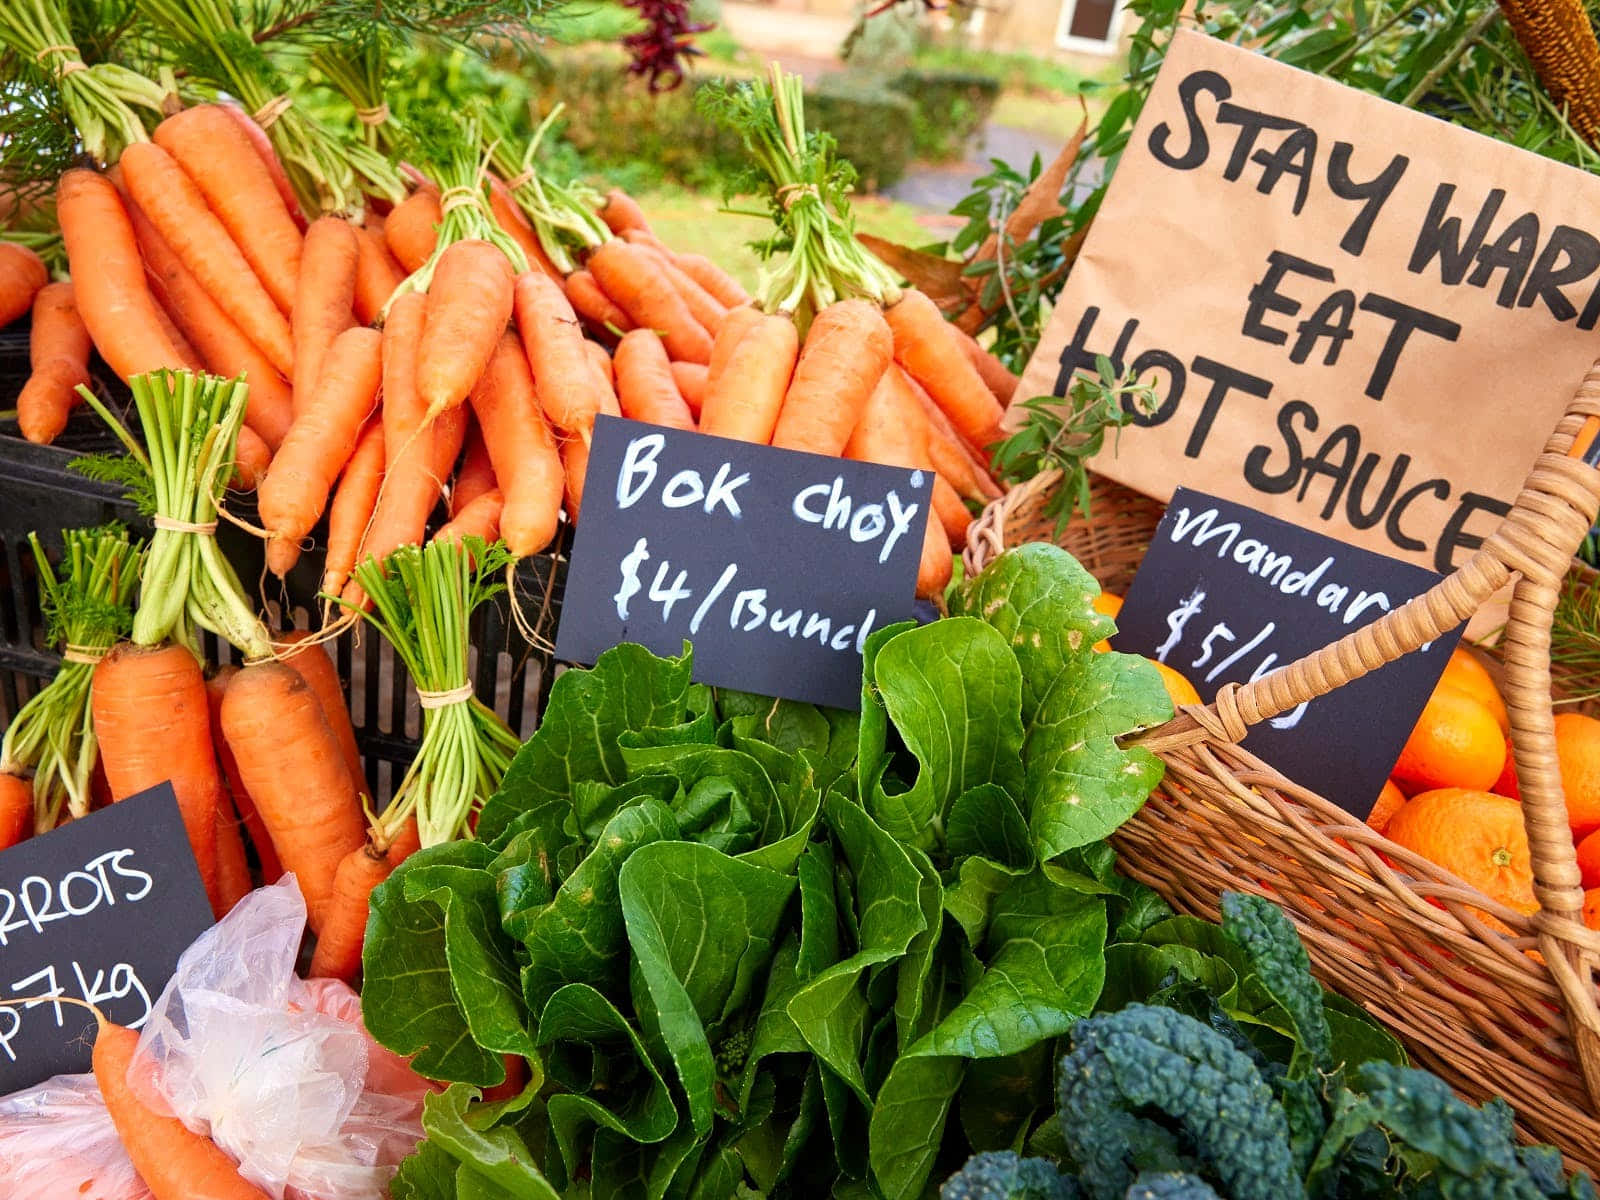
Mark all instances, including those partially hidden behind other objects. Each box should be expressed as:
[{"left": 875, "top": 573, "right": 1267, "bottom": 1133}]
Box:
[{"left": 1, "top": 321, "right": 567, "bottom": 800}]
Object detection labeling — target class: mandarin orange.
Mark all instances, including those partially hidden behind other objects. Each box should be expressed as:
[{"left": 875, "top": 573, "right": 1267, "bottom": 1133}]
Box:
[
  {"left": 1384, "top": 788, "right": 1537, "bottom": 916},
  {"left": 1367, "top": 779, "right": 1406, "bottom": 835},
  {"left": 1392, "top": 687, "right": 1506, "bottom": 793},
  {"left": 1092, "top": 592, "right": 1122, "bottom": 654},
  {"left": 1438, "top": 647, "right": 1508, "bottom": 734},
  {"left": 1577, "top": 827, "right": 1600, "bottom": 890},
  {"left": 1554, "top": 712, "right": 1600, "bottom": 837}
]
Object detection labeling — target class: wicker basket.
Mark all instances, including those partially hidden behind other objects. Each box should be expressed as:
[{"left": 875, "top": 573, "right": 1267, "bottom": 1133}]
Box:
[{"left": 965, "top": 377, "right": 1600, "bottom": 1171}]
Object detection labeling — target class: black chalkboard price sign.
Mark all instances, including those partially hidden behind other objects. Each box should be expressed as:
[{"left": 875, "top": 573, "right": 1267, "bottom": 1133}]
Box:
[
  {"left": 555, "top": 416, "right": 930, "bottom": 709},
  {"left": 1113, "top": 487, "right": 1463, "bottom": 819},
  {"left": 0, "top": 782, "right": 212, "bottom": 1093}
]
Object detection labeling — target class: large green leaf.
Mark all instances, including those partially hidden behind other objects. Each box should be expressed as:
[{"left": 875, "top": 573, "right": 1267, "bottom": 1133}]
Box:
[
  {"left": 421, "top": 1085, "right": 561, "bottom": 1200},
  {"left": 620, "top": 841, "right": 797, "bottom": 1136},
  {"left": 480, "top": 644, "right": 695, "bottom": 842},
  {"left": 866, "top": 1053, "right": 966, "bottom": 1200}
]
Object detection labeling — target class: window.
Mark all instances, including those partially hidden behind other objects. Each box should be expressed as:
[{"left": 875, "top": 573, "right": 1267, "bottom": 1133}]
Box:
[{"left": 1055, "top": 0, "right": 1123, "bottom": 54}]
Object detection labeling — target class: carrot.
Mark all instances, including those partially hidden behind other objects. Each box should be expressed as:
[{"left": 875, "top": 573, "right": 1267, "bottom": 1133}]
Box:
[
  {"left": 586, "top": 340, "right": 615, "bottom": 392},
  {"left": 57, "top": 169, "right": 189, "bottom": 380},
  {"left": 432, "top": 403, "right": 470, "bottom": 486},
  {"left": 515, "top": 270, "right": 616, "bottom": 435},
  {"left": 418, "top": 239, "right": 515, "bottom": 419},
  {"left": 957, "top": 329, "right": 1018, "bottom": 406},
  {"left": 214, "top": 792, "right": 252, "bottom": 915},
  {"left": 0, "top": 773, "right": 31, "bottom": 850},
  {"left": 933, "top": 475, "right": 972, "bottom": 546},
  {"left": 342, "top": 293, "right": 435, "bottom": 609},
  {"left": 588, "top": 240, "right": 713, "bottom": 364},
  {"left": 221, "top": 662, "right": 366, "bottom": 933},
  {"left": 386, "top": 816, "right": 422, "bottom": 866},
  {"left": 92, "top": 642, "right": 220, "bottom": 907},
  {"left": 122, "top": 189, "right": 295, "bottom": 449},
  {"left": 470, "top": 331, "right": 564, "bottom": 557},
  {"left": 433, "top": 488, "right": 503, "bottom": 544},
  {"left": 707, "top": 304, "right": 763, "bottom": 389},
  {"left": 93, "top": 1019, "right": 273, "bottom": 1200},
  {"left": 18, "top": 282, "right": 91, "bottom": 444},
  {"left": 450, "top": 420, "right": 498, "bottom": 517},
  {"left": 385, "top": 189, "right": 441, "bottom": 274},
  {"left": 232, "top": 424, "right": 272, "bottom": 490},
  {"left": 307, "top": 842, "right": 392, "bottom": 982},
  {"left": 772, "top": 299, "right": 892, "bottom": 455},
  {"left": 322, "top": 422, "right": 384, "bottom": 598},
  {"left": 562, "top": 437, "right": 590, "bottom": 523},
  {"left": 629, "top": 238, "right": 726, "bottom": 335},
  {"left": 0, "top": 241, "right": 47, "bottom": 328},
  {"left": 150, "top": 295, "right": 205, "bottom": 372},
  {"left": 352, "top": 225, "right": 404, "bottom": 325},
  {"left": 291, "top": 217, "right": 359, "bottom": 417},
  {"left": 153, "top": 104, "right": 303, "bottom": 315},
  {"left": 673, "top": 251, "right": 750, "bottom": 308},
  {"left": 599, "top": 187, "right": 652, "bottom": 237},
  {"left": 487, "top": 176, "right": 560, "bottom": 281},
  {"left": 671, "top": 361, "right": 708, "bottom": 416},
  {"left": 885, "top": 289, "right": 1005, "bottom": 452},
  {"left": 217, "top": 101, "right": 306, "bottom": 230},
  {"left": 278, "top": 629, "right": 367, "bottom": 803},
  {"left": 565, "top": 268, "right": 634, "bottom": 336},
  {"left": 699, "top": 313, "right": 800, "bottom": 444},
  {"left": 259, "top": 326, "right": 382, "bottom": 572},
  {"left": 121, "top": 141, "right": 295, "bottom": 375},
  {"left": 205, "top": 666, "right": 281, "bottom": 883},
  {"left": 615, "top": 329, "right": 695, "bottom": 430},
  {"left": 909, "top": 374, "right": 1002, "bottom": 502}
]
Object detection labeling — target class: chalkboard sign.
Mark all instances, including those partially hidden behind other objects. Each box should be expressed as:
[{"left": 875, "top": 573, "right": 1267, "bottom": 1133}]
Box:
[
  {"left": 555, "top": 416, "right": 929, "bottom": 709},
  {"left": 1114, "top": 487, "right": 1461, "bottom": 818},
  {"left": 0, "top": 783, "right": 212, "bottom": 1092}
]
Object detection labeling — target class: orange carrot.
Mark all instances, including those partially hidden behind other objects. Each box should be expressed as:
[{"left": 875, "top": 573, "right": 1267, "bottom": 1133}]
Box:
[
  {"left": 342, "top": 293, "right": 435, "bottom": 609},
  {"left": 933, "top": 475, "right": 972, "bottom": 546},
  {"left": 352, "top": 225, "right": 404, "bottom": 325},
  {"left": 122, "top": 189, "right": 295, "bottom": 449},
  {"left": 93, "top": 643, "right": 220, "bottom": 908},
  {"left": 94, "top": 1019, "right": 273, "bottom": 1200},
  {"left": 671, "top": 361, "right": 708, "bottom": 416},
  {"left": 222, "top": 662, "right": 366, "bottom": 933},
  {"left": 214, "top": 792, "right": 252, "bottom": 915},
  {"left": 0, "top": 241, "right": 47, "bottom": 328},
  {"left": 957, "top": 329, "right": 1017, "bottom": 406},
  {"left": 205, "top": 666, "right": 281, "bottom": 883},
  {"left": 470, "top": 331, "right": 564, "bottom": 557},
  {"left": 292, "top": 217, "right": 359, "bottom": 416},
  {"left": 615, "top": 329, "right": 695, "bottom": 430},
  {"left": 585, "top": 340, "right": 615, "bottom": 392},
  {"left": 515, "top": 270, "right": 616, "bottom": 435},
  {"left": 886, "top": 289, "right": 1005, "bottom": 452},
  {"left": 385, "top": 816, "right": 422, "bottom": 866},
  {"left": 150, "top": 293, "right": 205, "bottom": 371},
  {"left": 385, "top": 190, "right": 441, "bottom": 274},
  {"left": 121, "top": 141, "right": 294, "bottom": 374},
  {"left": 772, "top": 299, "right": 892, "bottom": 455},
  {"left": 307, "top": 842, "right": 392, "bottom": 982},
  {"left": 217, "top": 101, "right": 305, "bottom": 229},
  {"left": 562, "top": 437, "right": 590, "bottom": 523},
  {"left": 487, "top": 177, "right": 560, "bottom": 281},
  {"left": 18, "top": 282, "right": 91, "bottom": 444},
  {"left": 259, "top": 326, "right": 382, "bottom": 573},
  {"left": 627, "top": 237, "right": 726, "bottom": 335},
  {"left": 673, "top": 251, "right": 749, "bottom": 308},
  {"left": 322, "top": 421, "right": 384, "bottom": 598},
  {"left": 699, "top": 313, "right": 800, "bottom": 444},
  {"left": 908, "top": 373, "right": 1002, "bottom": 502},
  {"left": 599, "top": 188, "right": 652, "bottom": 237},
  {"left": 232, "top": 424, "right": 271, "bottom": 490},
  {"left": 0, "top": 773, "right": 31, "bottom": 850},
  {"left": 588, "top": 240, "right": 712, "bottom": 364},
  {"left": 565, "top": 269, "right": 634, "bottom": 336},
  {"left": 277, "top": 630, "right": 367, "bottom": 803},
  {"left": 450, "top": 420, "right": 497, "bottom": 518},
  {"left": 417, "top": 240, "right": 515, "bottom": 419},
  {"left": 433, "top": 488, "right": 503, "bottom": 545},
  {"left": 57, "top": 169, "right": 189, "bottom": 379},
  {"left": 153, "top": 104, "right": 303, "bottom": 314},
  {"left": 707, "top": 304, "right": 763, "bottom": 388},
  {"left": 432, "top": 403, "right": 469, "bottom": 486}
]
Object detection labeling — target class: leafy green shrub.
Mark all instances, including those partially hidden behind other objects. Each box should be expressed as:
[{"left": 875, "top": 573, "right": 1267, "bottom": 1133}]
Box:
[
  {"left": 890, "top": 67, "right": 1000, "bottom": 161},
  {"left": 806, "top": 71, "right": 917, "bottom": 190}
]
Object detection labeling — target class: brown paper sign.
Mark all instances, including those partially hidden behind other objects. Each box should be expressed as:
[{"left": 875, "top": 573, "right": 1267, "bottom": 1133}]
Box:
[{"left": 1016, "top": 30, "right": 1600, "bottom": 577}]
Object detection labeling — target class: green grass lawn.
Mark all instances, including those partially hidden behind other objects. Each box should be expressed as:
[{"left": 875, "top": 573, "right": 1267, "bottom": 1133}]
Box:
[{"left": 636, "top": 184, "right": 940, "bottom": 293}]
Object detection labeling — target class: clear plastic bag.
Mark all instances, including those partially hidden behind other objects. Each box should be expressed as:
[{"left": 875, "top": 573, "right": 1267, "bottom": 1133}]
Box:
[
  {"left": 0, "top": 1072, "right": 153, "bottom": 1200},
  {"left": 132, "top": 875, "right": 431, "bottom": 1200}
]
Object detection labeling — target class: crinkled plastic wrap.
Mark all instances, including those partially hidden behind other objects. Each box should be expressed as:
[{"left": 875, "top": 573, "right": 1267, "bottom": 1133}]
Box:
[
  {"left": 0, "top": 1072, "right": 153, "bottom": 1200},
  {"left": 131, "top": 875, "right": 431, "bottom": 1200}
]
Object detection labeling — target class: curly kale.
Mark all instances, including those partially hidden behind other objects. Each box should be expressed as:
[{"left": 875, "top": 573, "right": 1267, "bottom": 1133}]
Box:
[
  {"left": 1057, "top": 1005, "right": 1304, "bottom": 1200},
  {"left": 1125, "top": 1173, "right": 1223, "bottom": 1200},
  {"left": 1219, "top": 892, "right": 1331, "bottom": 1075},
  {"left": 941, "top": 1151, "right": 1081, "bottom": 1200}
]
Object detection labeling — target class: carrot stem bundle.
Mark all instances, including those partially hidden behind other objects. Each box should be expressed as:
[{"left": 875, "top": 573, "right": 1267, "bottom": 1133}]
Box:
[{"left": 487, "top": 106, "right": 611, "bottom": 276}]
